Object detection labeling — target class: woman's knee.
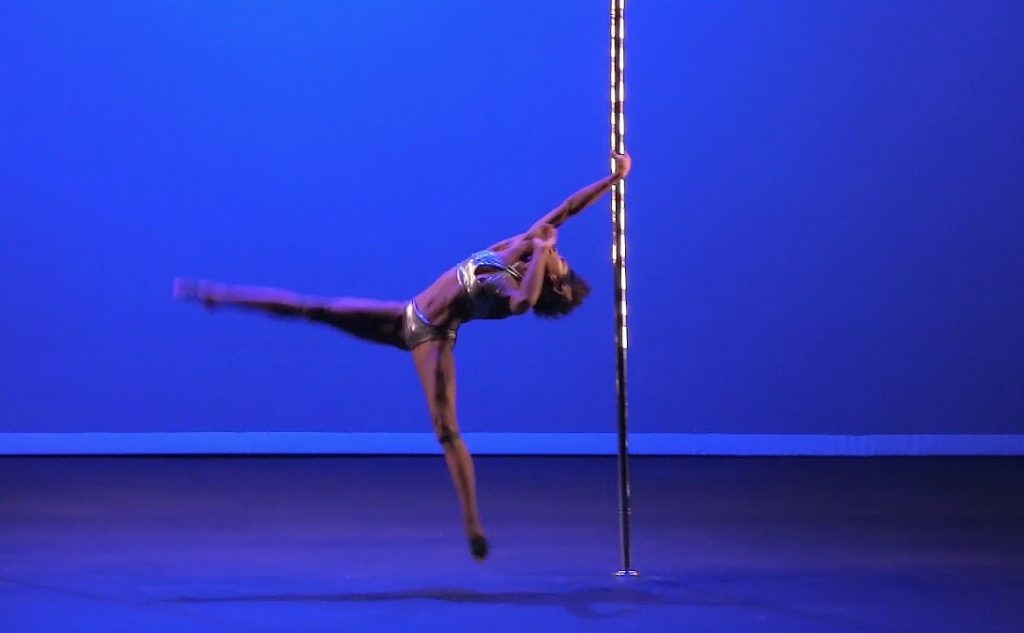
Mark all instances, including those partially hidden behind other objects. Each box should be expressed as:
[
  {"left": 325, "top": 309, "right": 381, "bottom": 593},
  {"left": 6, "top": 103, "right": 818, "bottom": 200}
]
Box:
[{"left": 432, "top": 415, "right": 460, "bottom": 445}]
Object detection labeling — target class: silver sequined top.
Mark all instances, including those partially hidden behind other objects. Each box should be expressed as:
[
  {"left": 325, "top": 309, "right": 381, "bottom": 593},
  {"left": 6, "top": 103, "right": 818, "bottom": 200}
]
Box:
[{"left": 456, "top": 250, "right": 523, "bottom": 319}]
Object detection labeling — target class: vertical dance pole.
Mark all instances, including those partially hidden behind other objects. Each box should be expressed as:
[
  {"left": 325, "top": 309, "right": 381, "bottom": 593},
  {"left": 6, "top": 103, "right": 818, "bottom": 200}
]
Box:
[{"left": 610, "top": 0, "right": 637, "bottom": 577}]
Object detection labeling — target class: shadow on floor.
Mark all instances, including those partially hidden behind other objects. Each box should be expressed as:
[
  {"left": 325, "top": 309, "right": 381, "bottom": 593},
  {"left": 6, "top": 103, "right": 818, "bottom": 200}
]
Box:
[
  {"left": 161, "top": 579, "right": 897, "bottom": 631},
  {"left": 165, "top": 585, "right": 755, "bottom": 619}
]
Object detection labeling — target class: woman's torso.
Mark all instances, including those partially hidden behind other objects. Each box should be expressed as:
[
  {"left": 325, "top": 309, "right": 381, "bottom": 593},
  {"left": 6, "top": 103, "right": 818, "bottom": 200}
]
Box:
[{"left": 413, "top": 250, "right": 524, "bottom": 326}]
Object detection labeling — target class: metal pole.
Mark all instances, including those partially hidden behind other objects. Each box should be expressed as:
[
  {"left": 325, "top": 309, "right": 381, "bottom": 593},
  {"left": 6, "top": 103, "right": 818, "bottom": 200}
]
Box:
[{"left": 610, "top": 0, "right": 637, "bottom": 577}]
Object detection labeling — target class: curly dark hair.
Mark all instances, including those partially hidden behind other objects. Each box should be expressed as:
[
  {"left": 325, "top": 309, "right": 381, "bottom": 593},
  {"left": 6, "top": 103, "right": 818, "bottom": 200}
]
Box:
[{"left": 532, "top": 269, "right": 591, "bottom": 319}]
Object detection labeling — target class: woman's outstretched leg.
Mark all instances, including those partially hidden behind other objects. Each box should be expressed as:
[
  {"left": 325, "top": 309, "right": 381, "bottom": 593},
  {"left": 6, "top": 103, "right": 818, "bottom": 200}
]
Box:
[
  {"left": 412, "top": 339, "right": 488, "bottom": 561},
  {"left": 173, "top": 278, "right": 406, "bottom": 348}
]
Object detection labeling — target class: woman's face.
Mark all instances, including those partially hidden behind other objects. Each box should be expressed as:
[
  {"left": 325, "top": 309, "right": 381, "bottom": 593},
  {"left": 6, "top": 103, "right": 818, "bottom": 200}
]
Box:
[
  {"left": 548, "top": 247, "right": 570, "bottom": 277},
  {"left": 546, "top": 249, "right": 573, "bottom": 301}
]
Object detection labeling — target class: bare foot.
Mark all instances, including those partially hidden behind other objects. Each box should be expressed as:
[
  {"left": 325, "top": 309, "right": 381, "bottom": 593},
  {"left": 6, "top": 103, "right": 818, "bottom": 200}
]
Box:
[
  {"left": 173, "top": 278, "right": 217, "bottom": 310},
  {"left": 469, "top": 533, "right": 489, "bottom": 562},
  {"left": 467, "top": 522, "right": 489, "bottom": 562}
]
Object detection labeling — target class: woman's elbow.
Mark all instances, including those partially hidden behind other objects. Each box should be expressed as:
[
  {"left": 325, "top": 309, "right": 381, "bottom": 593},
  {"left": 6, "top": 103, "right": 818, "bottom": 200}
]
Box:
[{"left": 509, "top": 296, "right": 533, "bottom": 315}]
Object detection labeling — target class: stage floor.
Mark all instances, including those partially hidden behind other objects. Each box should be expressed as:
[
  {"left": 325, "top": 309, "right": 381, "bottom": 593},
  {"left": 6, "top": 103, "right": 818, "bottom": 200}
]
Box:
[{"left": 1, "top": 456, "right": 1022, "bottom": 632}]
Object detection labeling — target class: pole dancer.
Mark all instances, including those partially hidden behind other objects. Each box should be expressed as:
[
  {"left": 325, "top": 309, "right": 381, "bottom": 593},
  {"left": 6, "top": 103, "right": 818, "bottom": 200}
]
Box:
[{"left": 174, "top": 152, "right": 632, "bottom": 561}]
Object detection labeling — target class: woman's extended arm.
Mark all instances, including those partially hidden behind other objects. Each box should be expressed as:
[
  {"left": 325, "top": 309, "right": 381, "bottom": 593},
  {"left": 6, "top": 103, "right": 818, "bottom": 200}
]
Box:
[{"left": 529, "top": 152, "right": 631, "bottom": 232}]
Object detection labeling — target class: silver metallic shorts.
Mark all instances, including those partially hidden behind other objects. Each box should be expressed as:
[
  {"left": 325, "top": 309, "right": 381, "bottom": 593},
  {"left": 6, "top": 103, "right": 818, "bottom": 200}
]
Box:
[{"left": 401, "top": 301, "right": 458, "bottom": 350}]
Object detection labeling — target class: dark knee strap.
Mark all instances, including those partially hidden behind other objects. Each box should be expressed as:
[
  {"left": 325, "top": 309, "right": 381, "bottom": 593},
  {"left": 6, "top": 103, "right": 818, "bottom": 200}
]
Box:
[{"left": 438, "top": 430, "right": 461, "bottom": 445}]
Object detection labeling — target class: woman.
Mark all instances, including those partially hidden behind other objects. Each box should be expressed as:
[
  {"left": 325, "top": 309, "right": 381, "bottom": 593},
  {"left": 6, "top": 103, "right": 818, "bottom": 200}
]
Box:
[{"left": 174, "top": 152, "right": 632, "bottom": 561}]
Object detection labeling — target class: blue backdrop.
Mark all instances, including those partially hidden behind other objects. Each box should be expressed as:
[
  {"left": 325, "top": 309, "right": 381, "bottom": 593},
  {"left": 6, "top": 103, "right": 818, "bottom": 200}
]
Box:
[{"left": 2, "top": 1, "right": 1022, "bottom": 438}]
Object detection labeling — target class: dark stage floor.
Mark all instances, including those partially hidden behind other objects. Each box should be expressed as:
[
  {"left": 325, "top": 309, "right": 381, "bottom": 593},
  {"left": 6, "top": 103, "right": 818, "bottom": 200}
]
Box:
[{"left": 1, "top": 456, "right": 1022, "bottom": 632}]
